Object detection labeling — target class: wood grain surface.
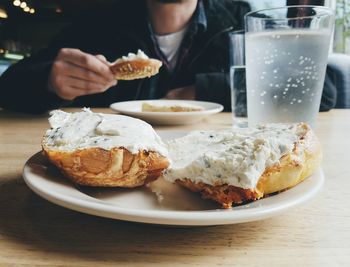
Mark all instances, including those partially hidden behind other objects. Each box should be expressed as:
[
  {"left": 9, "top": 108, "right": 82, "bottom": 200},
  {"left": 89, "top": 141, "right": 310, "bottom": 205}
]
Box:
[{"left": 0, "top": 108, "right": 349, "bottom": 267}]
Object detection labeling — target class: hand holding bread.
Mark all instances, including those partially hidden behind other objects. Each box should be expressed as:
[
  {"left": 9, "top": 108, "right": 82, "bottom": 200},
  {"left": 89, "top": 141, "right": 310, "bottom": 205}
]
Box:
[
  {"left": 48, "top": 48, "right": 117, "bottom": 100},
  {"left": 49, "top": 49, "right": 161, "bottom": 100}
]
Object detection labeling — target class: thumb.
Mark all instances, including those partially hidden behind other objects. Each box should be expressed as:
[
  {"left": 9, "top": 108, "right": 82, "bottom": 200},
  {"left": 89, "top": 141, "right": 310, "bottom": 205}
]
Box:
[{"left": 95, "top": 54, "right": 109, "bottom": 64}]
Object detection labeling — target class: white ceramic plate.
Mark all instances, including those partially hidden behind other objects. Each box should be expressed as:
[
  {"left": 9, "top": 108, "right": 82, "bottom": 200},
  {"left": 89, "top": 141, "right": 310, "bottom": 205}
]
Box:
[
  {"left": 110, "top": 100, "right": 224, "bottom": 125},
  {"left": 23, "top": 131, "right": 324, "bottom": 226}
]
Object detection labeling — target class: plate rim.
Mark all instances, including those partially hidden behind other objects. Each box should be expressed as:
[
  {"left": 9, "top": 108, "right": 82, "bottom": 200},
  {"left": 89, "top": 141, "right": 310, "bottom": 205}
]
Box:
[{"left": 22, "top": 150, "right": 324, "bottom": 226}]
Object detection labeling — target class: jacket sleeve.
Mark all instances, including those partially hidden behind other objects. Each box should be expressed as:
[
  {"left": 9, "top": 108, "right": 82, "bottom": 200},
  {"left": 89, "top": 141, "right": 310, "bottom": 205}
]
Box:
[
  {"left": 0, "top": 21, "right": 92, "bottom": 114},
  {"left": 0, "top": 48, "right": 71, "bottom": 114},
  {"left": 195, "top": 71, "right": 249, "bottom": 116},
  {"left": 319, "top": 66, "right": 337, "bottom": 111},
  {"left": 195, "top": 72, "right": 230, "bottom": 110}
]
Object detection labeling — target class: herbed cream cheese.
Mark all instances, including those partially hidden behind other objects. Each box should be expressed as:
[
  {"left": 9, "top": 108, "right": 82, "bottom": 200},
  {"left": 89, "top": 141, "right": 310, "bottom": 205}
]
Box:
[
  {"left": 115, "top": 49, "right": 149, "bottom": 63},
  {"left": 44, "top": 108, "right": 168, "bottom": 156},
  {"left": 163, "top": 123, "right": 306, "bottom": 189}
]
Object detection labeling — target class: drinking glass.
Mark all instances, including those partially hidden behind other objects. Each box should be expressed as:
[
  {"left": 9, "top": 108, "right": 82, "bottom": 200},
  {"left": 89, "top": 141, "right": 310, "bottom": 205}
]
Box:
[
  {"left": 229, "top": 30, "right": 247, "bottom": 128},
  {"left": 245, "top": 6, "right": 334, "bottom": 127}
]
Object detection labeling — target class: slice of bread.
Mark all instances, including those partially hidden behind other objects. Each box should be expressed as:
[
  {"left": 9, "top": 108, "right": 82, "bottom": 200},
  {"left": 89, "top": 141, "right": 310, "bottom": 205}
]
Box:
[
  {"left": 110, "top": 50, "right": 162, "bottom": 80},
  {"left": 42, "top": 109, "right": 169, "bottom": 187},
  {"left": 163, "top": 123, "right": 322, "bottom": 208}
]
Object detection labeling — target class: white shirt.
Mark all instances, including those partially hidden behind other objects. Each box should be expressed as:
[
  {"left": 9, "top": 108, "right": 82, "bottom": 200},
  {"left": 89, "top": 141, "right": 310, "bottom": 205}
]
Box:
[{"left": 155, "top": 26, "right": 188, "bottom": 70}]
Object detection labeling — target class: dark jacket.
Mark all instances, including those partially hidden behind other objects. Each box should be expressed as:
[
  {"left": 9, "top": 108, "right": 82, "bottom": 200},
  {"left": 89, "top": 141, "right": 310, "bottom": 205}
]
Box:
[{"left": 0, "top": 0, "right": 336, "bottom": 114}]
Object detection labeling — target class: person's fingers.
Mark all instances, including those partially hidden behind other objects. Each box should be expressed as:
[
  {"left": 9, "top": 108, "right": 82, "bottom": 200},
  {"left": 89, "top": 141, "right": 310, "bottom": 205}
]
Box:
[
  {"left": 57, "top": 48, "right": 115, "bottom": 81},
  {"left": 93, "top": 55, "right": 118, "bottom": 86},
  {"left": 95, "top": 54, "right": 109, "bottom": 64},
  {"left": 49, "top": 73, "right": 84, "bottom": 100},
  {"left": 50, "top": 49, "right": 118, "bottom": 100},
  {"left": 56, "top": 78, "right": 108, "bottom": 100},
  {"left": 64, "top": 76, "right": 112, "bottom": 94},
  {"left": 65, "top": 76, "right": 107, "bottom": 93},
  {"left": 51, "top": 82, "right": 83, "bottom": 100},
  {"left": 54, "top": 60, "right": 116, "bottom": 86}
]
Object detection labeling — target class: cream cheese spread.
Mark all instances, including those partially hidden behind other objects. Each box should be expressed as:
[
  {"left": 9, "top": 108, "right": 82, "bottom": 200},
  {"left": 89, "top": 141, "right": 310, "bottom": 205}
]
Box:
[
  {"left": 141, "top": 102, "right": 204, "bottom": 112},
  {"left": 115, "top": 49, "right": 149, "bottom": 63},
  {"left": 163, "top": 123, "right": 306, "bottom": 189},
  {"left": 44, "top": 108, "right": 168, "bottom": 156}
]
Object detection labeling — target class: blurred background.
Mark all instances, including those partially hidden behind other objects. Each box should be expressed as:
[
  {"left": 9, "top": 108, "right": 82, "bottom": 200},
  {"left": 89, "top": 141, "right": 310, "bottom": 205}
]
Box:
[
  {"left": 0, "top": 0, "right": 345, "bottom": 76},
  {"left": 0, "top": 0, "right": 116, "bottom": 75}
]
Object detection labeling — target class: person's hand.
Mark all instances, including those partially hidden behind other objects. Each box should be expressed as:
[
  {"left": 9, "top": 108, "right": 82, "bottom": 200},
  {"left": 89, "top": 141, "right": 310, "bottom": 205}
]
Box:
[
  {"left": 48, "top": 48, "right": 117, "bottom": 100},
  {"left": 164, "top": 85, "right": 195, "bottom": 100}
]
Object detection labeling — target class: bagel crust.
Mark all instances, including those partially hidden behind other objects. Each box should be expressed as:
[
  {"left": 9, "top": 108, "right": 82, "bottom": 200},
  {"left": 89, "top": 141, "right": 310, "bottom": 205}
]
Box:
[{"left": 42, "top": 146, "right": 169, "bottom": 187}]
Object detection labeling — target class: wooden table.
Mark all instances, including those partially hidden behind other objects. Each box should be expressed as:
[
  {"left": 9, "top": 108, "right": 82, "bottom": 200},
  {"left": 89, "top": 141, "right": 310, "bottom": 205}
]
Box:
[{"left": 0, "top": 108, "right": 349, "bottom": 267}]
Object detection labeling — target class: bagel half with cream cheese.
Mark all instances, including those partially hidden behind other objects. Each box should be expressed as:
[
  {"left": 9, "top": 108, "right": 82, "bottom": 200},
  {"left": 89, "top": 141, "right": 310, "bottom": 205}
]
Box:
[
  {"left": 110, "top": 50, "right": 162, "bottom": 80},
  {"left": 163, "top": 123, "right": 322, "bottom": 208},
  {"left": 42, "top": 109, "right": 169, "bottom": 187}
]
